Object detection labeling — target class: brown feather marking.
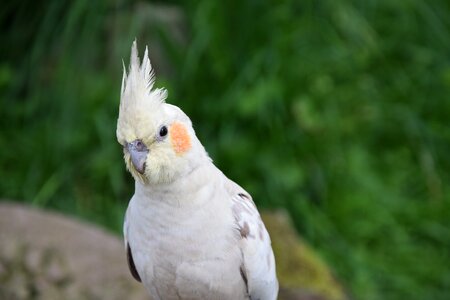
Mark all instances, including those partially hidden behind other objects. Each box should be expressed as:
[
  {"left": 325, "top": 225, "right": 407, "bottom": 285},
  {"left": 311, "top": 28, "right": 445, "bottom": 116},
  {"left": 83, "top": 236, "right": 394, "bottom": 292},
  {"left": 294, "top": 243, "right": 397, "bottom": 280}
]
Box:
[
  {"left": 258, "top": 222, "right": 264, "bottom": 241},
  {"left": 127, "top": 243, "right": 142, "bottom": 282},
  {"left": 240, "top": 221, "right": 251, "bottom": 238}
]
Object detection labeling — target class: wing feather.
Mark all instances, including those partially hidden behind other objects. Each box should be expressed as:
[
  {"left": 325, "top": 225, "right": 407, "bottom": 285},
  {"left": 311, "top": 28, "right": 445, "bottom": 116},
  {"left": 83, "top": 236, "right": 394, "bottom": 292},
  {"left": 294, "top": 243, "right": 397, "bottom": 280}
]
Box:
[
  {"left": 228, "top": 180, "right": 278, "bottom": 300},
  {"left": 127, "top": 242, "right": 142, "bottom": 282},
  {"left": 124, "top": 211, "right": 142, "bottom": 282}
]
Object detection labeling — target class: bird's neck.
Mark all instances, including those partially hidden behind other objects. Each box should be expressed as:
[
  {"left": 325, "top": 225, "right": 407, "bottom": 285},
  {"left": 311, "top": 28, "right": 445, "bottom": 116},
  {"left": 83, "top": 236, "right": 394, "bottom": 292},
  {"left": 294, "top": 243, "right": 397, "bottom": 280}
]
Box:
[{"left": 134, "top": 160, "right": 218, "bottom": 208}]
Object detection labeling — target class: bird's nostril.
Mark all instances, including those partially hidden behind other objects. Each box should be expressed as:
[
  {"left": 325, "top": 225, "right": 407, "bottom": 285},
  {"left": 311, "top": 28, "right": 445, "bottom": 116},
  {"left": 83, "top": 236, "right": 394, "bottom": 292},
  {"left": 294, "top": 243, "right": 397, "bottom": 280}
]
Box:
[{"left": 134, "top": 140, "right": 146, "bottom": 152}]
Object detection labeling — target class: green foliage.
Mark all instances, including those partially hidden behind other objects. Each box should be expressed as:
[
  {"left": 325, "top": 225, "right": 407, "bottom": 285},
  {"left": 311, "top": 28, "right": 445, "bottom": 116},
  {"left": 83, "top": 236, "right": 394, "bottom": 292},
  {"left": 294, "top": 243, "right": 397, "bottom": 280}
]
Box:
[{"left": 1, "top": 0, "right": 450, "bottom": 299}]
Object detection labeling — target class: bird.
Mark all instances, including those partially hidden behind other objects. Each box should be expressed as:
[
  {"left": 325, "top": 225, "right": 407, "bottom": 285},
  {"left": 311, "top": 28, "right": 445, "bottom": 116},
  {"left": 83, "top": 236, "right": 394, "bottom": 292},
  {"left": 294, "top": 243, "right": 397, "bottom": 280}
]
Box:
[{"left": 117, "top": 40, "right": 278, "bottom": 300}]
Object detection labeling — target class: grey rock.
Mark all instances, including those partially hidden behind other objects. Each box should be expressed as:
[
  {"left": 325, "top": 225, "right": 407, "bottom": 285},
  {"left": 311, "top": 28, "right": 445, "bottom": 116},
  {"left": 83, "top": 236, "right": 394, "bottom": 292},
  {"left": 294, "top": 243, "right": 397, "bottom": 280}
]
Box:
[{"left": 0, "top": 202, "right": 148, "bottom": 300}]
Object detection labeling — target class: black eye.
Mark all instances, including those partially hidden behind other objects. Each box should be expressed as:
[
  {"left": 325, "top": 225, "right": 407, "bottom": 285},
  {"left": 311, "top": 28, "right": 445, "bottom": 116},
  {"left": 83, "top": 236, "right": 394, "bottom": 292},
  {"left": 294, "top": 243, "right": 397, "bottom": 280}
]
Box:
[{"left": 159, "top": 126, "right": 168, "bottom": 138}]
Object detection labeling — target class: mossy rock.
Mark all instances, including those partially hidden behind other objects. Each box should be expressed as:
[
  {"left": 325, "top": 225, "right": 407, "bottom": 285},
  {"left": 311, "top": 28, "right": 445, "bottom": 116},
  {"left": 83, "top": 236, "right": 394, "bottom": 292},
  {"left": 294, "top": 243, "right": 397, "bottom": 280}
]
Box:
[{"left": 262, "top": 211, "right": 348, "bottom": 300}]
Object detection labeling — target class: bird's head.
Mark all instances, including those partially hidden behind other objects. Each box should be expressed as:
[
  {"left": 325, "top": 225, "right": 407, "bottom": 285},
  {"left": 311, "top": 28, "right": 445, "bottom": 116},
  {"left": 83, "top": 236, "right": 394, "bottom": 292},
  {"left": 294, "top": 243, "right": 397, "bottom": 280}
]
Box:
[{"left": 117, "top": 41, "right": 206, "bottom": 184}]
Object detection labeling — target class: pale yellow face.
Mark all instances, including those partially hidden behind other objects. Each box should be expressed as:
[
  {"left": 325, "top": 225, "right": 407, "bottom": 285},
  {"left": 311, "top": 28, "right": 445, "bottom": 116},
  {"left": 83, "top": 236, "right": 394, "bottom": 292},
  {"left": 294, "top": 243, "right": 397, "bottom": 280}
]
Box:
[{"left": 120, "top": 117, "right": 194, "bottom": 184}]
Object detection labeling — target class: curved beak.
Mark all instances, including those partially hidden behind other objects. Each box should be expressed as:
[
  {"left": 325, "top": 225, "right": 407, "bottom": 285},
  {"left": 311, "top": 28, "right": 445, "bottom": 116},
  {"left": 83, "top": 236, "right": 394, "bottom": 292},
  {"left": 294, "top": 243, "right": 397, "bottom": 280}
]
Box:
[{"left": 125, "top": 140, "right": 148, "bottom": 174}]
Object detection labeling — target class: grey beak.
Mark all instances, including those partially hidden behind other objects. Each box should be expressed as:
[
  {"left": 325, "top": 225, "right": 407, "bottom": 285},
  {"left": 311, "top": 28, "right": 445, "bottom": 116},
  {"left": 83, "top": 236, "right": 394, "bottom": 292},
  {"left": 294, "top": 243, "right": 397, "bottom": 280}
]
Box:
[{"left": 126, "top": 140, "right": 148, "bottom": 174}]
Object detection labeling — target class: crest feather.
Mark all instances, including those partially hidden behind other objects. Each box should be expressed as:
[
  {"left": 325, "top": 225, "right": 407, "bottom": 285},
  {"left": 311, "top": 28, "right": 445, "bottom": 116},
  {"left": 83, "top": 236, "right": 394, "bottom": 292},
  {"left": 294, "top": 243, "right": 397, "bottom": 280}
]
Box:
[
  {"left": 120, "top": 40, "right": 167, "bottom": 108},
  {"left": 117, "top": 40, "right": 168, "bottom": 145}
]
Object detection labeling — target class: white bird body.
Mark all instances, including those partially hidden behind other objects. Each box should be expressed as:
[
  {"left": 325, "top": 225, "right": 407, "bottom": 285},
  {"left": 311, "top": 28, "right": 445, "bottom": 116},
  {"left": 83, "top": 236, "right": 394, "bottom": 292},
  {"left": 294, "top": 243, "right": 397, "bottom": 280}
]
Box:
[{"left": 118, "top": 41, "right": 278, "bottom": 300}]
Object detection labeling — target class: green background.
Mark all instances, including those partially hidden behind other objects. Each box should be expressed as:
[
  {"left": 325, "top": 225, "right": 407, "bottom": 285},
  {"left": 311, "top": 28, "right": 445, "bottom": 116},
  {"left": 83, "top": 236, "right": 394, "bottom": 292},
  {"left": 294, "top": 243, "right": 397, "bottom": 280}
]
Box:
[{"left": 1, "top": 0, "right": 449, "bottom": 299}]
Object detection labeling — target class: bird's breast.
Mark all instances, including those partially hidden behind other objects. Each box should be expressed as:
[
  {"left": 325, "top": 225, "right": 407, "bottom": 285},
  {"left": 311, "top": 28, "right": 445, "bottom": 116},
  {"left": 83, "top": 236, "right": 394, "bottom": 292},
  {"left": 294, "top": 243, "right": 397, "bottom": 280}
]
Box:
[{"left": 126, "top": 194, "right": 246, "bottom": 299}]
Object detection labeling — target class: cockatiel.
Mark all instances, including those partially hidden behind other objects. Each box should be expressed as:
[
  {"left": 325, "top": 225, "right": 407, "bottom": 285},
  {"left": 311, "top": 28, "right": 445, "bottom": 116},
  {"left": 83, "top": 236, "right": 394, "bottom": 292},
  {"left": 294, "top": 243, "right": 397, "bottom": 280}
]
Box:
[{"left": 117, "top": 40, "right": 278, "bottom": 300}]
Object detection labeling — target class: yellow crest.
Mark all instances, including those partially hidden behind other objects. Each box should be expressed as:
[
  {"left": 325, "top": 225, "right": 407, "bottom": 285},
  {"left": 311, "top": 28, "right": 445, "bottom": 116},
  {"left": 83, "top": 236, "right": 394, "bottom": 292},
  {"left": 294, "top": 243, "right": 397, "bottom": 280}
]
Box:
[{"left": 117, "top": 40, "right": 168, "bottom": 145}]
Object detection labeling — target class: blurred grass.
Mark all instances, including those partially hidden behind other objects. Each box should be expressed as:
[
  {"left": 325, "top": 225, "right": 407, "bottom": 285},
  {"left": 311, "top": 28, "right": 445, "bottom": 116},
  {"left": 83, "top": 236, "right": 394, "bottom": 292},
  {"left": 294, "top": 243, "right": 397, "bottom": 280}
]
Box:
[{"left": 1, "top": 0, "right": 450, "bottom": 299}]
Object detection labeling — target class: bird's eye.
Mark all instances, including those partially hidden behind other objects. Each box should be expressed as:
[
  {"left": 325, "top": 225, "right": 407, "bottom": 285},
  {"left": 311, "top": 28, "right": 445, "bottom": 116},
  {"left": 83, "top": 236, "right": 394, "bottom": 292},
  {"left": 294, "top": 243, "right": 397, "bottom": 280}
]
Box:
[{"left": 159, "top": 126, "right": 168, "bottom": 138}]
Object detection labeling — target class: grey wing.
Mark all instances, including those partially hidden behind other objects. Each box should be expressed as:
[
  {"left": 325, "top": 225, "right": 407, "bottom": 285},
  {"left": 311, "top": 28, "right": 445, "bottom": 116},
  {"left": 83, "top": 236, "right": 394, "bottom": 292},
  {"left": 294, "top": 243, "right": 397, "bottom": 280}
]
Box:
[
  {"left": 124, "top": 210, "right": 142, "bottom": 282},
  {"left": 228, "top": 180, "right": 279, "bottom": 300}
]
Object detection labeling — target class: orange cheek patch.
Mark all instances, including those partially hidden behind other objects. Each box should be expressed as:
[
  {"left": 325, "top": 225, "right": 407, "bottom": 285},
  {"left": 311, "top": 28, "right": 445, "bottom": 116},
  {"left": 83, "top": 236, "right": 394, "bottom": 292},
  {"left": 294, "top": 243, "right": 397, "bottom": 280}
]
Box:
[{"left": 170, "top": 122, "right": 191, "bottom": 155}]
